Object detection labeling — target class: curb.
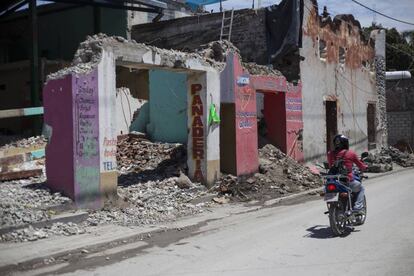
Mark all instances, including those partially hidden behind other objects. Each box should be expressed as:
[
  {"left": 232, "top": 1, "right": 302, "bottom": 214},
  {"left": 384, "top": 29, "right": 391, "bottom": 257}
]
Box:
[{"left": 0, "top": 211, "right": 88, "bottom": 236}]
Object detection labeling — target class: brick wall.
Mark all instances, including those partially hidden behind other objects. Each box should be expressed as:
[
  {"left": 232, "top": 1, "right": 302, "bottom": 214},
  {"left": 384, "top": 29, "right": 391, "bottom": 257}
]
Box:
[
  {"left": 387, "top": 111, "right": 413, "bottom": 146},
  {"left": 386, "top": 79, "right": 414, "bottom": 147},
  {"left": 131, "top": 9, "right": 269, "bottom": 64}
]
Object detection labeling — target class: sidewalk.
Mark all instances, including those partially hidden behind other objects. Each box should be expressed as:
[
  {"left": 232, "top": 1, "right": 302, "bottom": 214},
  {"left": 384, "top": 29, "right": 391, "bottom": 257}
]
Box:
[{"left": 1, "top": 165, "right": 412, "bottom": 274}]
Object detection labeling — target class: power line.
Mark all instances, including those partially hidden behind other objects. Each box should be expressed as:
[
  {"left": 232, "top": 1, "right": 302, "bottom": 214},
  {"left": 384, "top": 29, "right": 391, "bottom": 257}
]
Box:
[{"left": 350, "top": 0, "right": 414, "bottom": 26}]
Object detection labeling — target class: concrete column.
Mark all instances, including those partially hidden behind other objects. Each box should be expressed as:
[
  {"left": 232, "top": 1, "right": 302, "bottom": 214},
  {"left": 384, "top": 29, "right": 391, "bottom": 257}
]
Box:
[
  {"left": 372, "top": 29, "right": 388, "bottom": 147},
  {"left": 187, "top": 71, "right": 220, "bottom": 187},
  {"left": 43, "top": 54, "right": 117, "bottom": 208},
  {"left": 97, "top": 50, "right": 118, "bottom": 200},
  {"left": 220, "top": 53, "right": 258, "bottom": 176}
]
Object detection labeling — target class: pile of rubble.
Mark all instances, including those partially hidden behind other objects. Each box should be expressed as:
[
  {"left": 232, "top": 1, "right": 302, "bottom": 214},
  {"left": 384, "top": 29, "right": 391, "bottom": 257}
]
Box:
[
  {"left": 243, "top": 62, "right": 283, "bottom": 76},
  {"left": 197, "top": 40, "right": 241, "bottom": 63},
  {"left": 0, "top": 136, "right": 46, "bottom": 151},
  {"left": 363, "top": 146, "right": 414, "bottom": 172},
  {"left": 87, "top": 175, "right": 210, "bottom": 227},
  {"left": 218, "top": 144, "right": 322, "bottom": 201},
  {"left": 0, "top": 135, "right": 211, "bottom": 243},
  {"left": 379, "top": 147, "right": 414, "bottom": 167},
  {"left": 0, "top": 178, "right": 71, "bottom": 229},
  {"left": 0, "top": 223, "right": 86, "bottom": 243},
  {"left": 117, "top": 134, "right": 187, "bottom": 179}
]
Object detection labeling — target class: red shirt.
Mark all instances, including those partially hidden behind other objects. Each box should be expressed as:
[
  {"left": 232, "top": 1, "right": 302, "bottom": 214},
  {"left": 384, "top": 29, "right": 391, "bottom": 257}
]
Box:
[{"left": 327, "top": 149, "right": 368, "bottom": 181}]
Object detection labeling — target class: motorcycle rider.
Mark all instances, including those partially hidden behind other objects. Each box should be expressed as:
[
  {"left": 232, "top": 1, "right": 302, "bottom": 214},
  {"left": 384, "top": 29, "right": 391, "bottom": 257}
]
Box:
[{"left": 327, "top": 134, "right": 368, "bottom": 213}]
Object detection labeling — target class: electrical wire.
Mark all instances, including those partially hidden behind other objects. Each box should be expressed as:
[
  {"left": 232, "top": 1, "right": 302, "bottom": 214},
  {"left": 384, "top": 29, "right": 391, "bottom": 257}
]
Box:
[
  {"left": 304, "top": 2, "right": 414, "bottom": 96},
  {"left": 349, "top": 0, "right": 414, "bottom": 26}
]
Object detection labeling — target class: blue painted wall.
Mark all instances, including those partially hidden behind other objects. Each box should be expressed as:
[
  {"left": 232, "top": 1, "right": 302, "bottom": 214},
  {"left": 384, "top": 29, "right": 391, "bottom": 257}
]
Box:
[{"left": 147, "top": 70, "right": 188, "bottom": 144}]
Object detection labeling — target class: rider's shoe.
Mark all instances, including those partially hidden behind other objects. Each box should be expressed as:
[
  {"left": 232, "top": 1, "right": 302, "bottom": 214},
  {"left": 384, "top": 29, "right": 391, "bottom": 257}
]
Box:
[{"left": 352, "top": 208, "right": 365, "bottom": 216}]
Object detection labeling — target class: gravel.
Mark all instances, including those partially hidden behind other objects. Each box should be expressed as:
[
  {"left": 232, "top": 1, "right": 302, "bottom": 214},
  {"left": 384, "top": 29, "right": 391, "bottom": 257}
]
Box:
[{"left": 0, "top": 177, "right": 72, "bottom": 229}]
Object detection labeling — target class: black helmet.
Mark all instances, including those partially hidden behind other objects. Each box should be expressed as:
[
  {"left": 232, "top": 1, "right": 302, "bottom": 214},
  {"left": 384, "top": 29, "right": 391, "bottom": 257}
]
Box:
[{"left": 333, "top": 134, "right": 349, "bottom": 151}]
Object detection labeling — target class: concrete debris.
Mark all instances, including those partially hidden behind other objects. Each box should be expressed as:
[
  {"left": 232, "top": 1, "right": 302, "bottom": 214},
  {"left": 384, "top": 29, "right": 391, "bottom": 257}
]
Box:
[
  {"left": 86, "top": 177, "right": 211, "bottom": 227},
  {"left": 48, "top": 34, "right": 222, "bottom": 81},
  {"left": 0, "top": 169, "right": 43, "bottom": 181},
  {"left": 379, "top": 147, "right": 414, "bottom": 167},
  {"left": 362, "top": 146, "right": 414, "bottom": 172},
  {"left": 218, "top": 144, "right": 322, "bottom": 201},
  {"left": 212, "top": 196, "right": 230, "bottom": 204},
  {"left": 0, "top": 222, "right": 86, "bottom": 243},
  {"left": 0, "top": 136, "right": 46, "bottom": 151},
  {"left": 197, "top": 40, "right": 240, "bottom": 62},
  {"left": 0, "top": 178, "right": 71, "bottom": 229},
  {"left": 196, "top": 40, "right": 284, "bottom": 77},
  {"left": 243, "top": 62, "right": 283, "bottom": 76},
  {"left": 117, "top": 134, "right": 187, "bottom": 178}
]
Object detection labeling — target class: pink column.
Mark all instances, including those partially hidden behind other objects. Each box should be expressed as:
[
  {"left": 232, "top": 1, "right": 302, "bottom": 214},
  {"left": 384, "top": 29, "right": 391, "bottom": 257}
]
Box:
[
  {"left": 43, "top": 70, "right": 103, "bottom": 208},
  {"left": 221, "top": 53, "right": 258, "bottom": 176}
]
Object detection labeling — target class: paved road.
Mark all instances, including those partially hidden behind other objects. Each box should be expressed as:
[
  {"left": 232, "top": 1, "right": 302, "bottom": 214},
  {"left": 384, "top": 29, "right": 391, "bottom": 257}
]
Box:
[{"left": 38, "top": 169, "right": 414, "bottom": 276}]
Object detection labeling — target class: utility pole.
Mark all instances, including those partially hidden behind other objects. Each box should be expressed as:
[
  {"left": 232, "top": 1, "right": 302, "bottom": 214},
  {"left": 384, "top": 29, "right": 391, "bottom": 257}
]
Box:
[
  {"left": 252, "top": 0, "right": 255, "bottom": 9},
  {"left": 220, "top": 0, "right": 223, "bottom": 12},
  {"left": 29, "top": 0, "right": 39, "bottom": 107}
]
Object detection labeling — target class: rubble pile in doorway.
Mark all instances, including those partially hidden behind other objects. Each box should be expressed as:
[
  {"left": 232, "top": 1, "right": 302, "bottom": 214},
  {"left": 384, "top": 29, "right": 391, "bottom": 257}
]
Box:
[
  {"left": 117, "top": 133, "right": 187, "bottom": 180},
  {"left": 218, "top": 144, "right": 323, "bottom": 201}
]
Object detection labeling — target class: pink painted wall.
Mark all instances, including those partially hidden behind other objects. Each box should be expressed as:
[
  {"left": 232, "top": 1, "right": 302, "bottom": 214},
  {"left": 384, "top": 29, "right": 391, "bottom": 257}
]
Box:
[
  {"left": 43, "top": 75, "right": 75, "bottom": 199},
  {"left": 43, "top": 69, "right": 102, "bottom": 207},
  {"left": 220, "top": 54, "right": 259, "bottom": 176},
  {"left": 286, "top": 83, "right": 304, "bottom": 162},
  {"left": 251, "top": 76, "right": 304, "bottom": 162},
  {"left": 72, "top": 71, "right": 101, "bottom": 207},
  {"left": 229, "top": 54, "right": 259, "bottom": 175}
]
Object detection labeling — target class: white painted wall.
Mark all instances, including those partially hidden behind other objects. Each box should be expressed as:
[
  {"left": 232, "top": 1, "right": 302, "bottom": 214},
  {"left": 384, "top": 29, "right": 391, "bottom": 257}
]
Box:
[
  {"left": 115, "top": 87, "right": 147, "bottom": 135},
  {"left": 300, "top": 0, "right": 378, "bottom": 162}
]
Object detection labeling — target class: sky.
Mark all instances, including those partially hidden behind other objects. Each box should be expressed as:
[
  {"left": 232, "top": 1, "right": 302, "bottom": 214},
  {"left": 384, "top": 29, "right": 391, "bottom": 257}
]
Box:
[{"left": 205, "top": 0, "right": 414, "bottom": 32}]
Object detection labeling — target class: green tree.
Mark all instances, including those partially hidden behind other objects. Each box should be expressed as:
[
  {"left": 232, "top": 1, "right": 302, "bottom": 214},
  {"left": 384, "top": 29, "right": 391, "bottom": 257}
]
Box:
[{"left": 363, "top": 25, "right": 414, "bottom": 73}]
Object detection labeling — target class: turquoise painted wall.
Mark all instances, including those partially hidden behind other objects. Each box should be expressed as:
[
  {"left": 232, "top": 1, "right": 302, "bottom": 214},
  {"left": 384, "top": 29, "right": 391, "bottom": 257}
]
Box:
[
  {"left": 129, "top": 102, "right": 149, "bottom": 133},
  {"left": 147, "top": 70, "right": 188, "bottom": 144}
]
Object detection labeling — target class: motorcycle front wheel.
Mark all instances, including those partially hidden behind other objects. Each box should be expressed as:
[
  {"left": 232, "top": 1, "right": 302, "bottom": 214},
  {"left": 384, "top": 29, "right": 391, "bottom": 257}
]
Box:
[{"left": 329, "top": 201, "right": 347, "bottom": 236}]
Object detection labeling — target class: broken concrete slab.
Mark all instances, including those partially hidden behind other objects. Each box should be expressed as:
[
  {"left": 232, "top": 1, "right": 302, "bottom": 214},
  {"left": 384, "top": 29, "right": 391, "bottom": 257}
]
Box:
[{"left": 0, "top": 169, "right": 43, "bottom": 182}]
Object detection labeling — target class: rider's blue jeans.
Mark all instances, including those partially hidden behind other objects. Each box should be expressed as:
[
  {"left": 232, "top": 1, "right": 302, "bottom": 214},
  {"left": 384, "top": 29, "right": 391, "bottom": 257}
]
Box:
[{"left": 349, "top": 180, "right": 365, "bottom": 210}]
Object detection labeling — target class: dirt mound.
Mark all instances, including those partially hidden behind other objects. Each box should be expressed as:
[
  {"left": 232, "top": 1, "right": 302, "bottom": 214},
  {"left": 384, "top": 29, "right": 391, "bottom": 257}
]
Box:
[{"left": 218, "top": 144, "right": 322, "bottom": 201}]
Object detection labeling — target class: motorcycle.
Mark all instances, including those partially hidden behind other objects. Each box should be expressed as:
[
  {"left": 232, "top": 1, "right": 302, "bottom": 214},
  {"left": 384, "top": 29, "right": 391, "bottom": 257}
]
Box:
[{"left": 320, "top": 161, "right": 368, "bottom": 236}]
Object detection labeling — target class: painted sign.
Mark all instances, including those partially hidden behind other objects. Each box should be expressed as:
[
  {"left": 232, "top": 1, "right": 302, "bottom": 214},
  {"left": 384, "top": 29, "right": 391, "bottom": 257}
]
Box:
[
  {"left": 73, "top": 71, "right": 100, "bottom": 206},
  {"left": 285, "top": 82, "right": 304, "bottom": 162},
  {"left": 191, "top": 83, "right": 205, "bottom": 182}
]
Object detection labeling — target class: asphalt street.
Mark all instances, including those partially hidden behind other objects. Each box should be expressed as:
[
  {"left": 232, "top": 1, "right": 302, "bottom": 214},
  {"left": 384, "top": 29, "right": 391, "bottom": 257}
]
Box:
[{"left": 26, "top": 169, "right": 414, "bottom": 276}]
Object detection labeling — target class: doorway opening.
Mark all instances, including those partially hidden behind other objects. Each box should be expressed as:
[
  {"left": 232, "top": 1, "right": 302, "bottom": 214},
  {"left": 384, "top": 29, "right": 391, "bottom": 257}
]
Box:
[
  {"left": 325, "top": 100, "right": 338, "bottom": 152},
  {"left": 367, "top": 103, "right": 376, "bottom": 150}
]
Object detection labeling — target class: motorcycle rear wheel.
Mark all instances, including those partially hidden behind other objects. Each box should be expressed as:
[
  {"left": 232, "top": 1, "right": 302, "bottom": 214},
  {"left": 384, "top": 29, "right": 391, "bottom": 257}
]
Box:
[
  {"left": 354, "top": 196, "right": 367, "bottom": 226},
  {"left": 329, "top": 202, "right": 347, "bottom": 236}
]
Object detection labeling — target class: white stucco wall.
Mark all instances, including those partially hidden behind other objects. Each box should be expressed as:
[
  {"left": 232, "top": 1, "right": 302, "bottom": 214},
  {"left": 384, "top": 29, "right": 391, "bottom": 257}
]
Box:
[{"left": 300, "top": 0, "right": 378, "bottom": 162}]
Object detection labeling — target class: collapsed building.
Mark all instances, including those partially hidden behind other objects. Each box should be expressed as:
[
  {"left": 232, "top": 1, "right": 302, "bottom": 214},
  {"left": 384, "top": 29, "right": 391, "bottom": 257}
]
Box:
[
  {"left": 0, "top": 0, "right": 387, "bottom": 207},
  {"left": 132, "top": 0, "right": 387, "bottom": 161},
  {"left": 0, "top": 0, "right": 194, "bottom": 137}
]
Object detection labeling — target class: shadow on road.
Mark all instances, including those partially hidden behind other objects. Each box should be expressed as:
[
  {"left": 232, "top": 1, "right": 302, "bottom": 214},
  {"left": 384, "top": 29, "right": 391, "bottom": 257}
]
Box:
[{"left": 304, "top": 225, "right": 353, "bottom": 239}]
